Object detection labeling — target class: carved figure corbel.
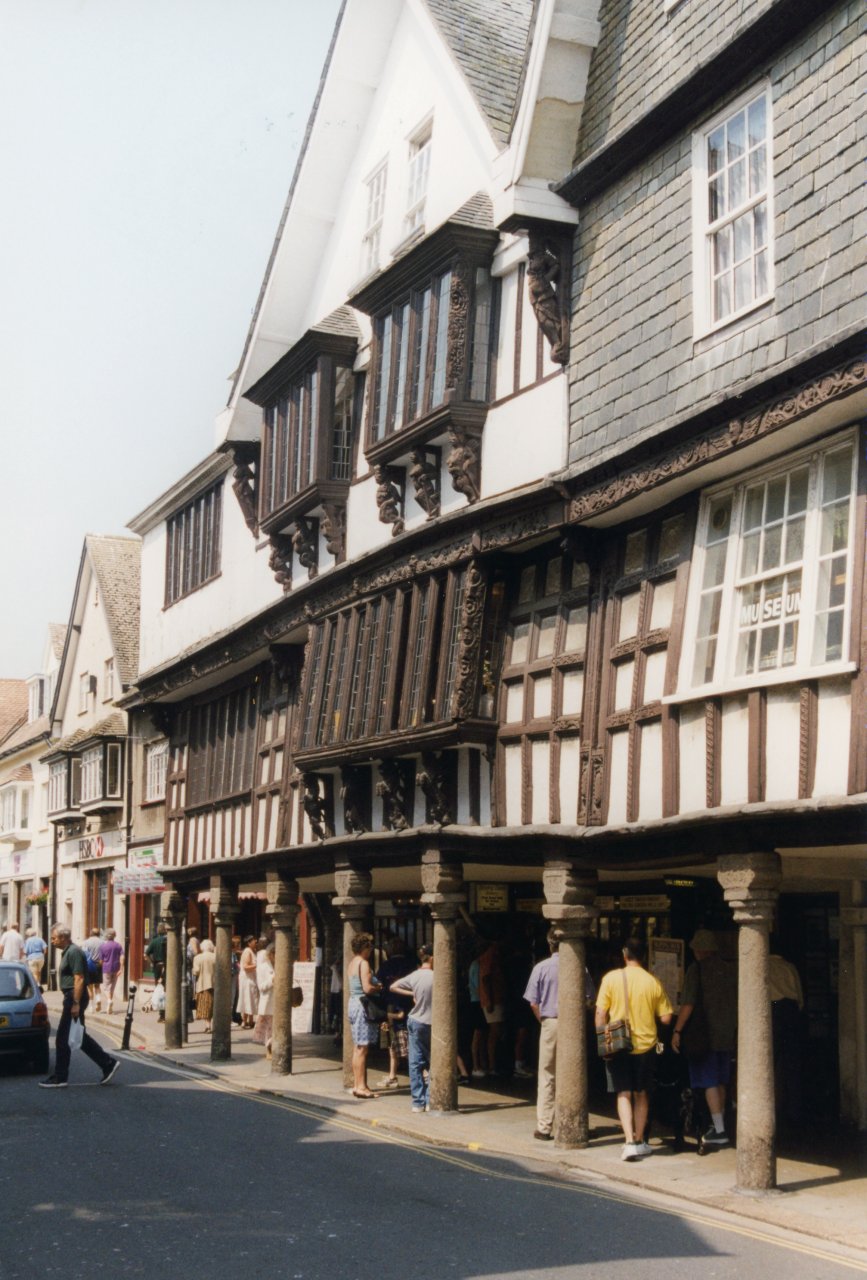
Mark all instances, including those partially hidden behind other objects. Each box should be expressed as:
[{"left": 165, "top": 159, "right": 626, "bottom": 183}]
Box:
[
  {"left": 527, "top": 233, "right": 569, "bottom": 365},
  {"left": 376, "top": 758, "right": 410, "bottom": 831},
  {"left": 409, "top": 448, "right": 441, "bottom": 519},
  {"left": 321, "top": 502, "right": 346, "bottom": 562},
  {"left": 374, "top": 465, "right": 405, "bottom": 536},
  {"left": 446, "top": 429, "right": 481, "bottom": 505},
  {"left": 416, "top": 751, "right": 452, "bottom": 826},
  {"left": 291, "top": 517, "right": 318, "bottom": 580},
  {"left": 230, "top": 446, "right": 260, "bottom": 536},
  {"left": 268, "top": 535, "right": 293, "bottom": 589},
  {"left": 340, "top": 767, "right": 368, "bottom": 835},
  {"left": 301, "top": 773, "right": 333, "bottom": 841}
]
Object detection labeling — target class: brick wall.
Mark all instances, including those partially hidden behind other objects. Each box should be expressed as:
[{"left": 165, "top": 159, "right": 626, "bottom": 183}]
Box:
[{"left": 567, "top": 2, "right": 865, "bottom": 471}]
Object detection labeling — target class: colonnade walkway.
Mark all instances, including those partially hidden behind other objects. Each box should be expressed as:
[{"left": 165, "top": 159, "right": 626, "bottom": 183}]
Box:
[{"left": 43, "top": 991, "right": 867, "bottom": 1261}]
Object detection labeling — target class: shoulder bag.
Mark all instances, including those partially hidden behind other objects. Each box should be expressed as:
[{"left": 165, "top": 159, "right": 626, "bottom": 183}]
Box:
[{"left": 596, "top": 970, "right": 633, "bottom": 1059}]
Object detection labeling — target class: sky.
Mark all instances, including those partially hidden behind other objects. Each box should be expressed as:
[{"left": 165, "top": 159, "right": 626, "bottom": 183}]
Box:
[{"left": 0, "top": 0, "right": 342, "bottom": 678}]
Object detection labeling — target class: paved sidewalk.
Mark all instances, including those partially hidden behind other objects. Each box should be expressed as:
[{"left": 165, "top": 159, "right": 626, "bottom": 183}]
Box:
[{"left": 48, "top": 993, "right": 867, "bottom": 1259}]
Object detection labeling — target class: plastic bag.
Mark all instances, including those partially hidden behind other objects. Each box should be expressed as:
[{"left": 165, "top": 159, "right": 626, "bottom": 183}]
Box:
[{"left": 68, "top": 1018, "right": 84, "bottom": 1050}]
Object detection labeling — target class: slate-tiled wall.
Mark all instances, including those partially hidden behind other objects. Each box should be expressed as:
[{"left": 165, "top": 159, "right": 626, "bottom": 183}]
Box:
[{"left": 567, "top": 2, "right": 865, "bottom": 471}]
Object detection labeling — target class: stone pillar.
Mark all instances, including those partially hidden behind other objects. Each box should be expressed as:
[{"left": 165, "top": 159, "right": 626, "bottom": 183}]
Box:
[
  {"left": 333, "top": 866, "right": 372, "bottom": 1090},
  {"left": 718, "top": 851, "right": 781, "bottom": 1192},
  {"left": 266, "top": 870, "right": 300, "bottom": 1076},
  {"left": 841, "top": 883, "right": 867, "bottom": 1130},
  {"left": 542, "top": 862, "right": 598, "bottom": 1148},
  {"left": 421, "top": 855, "right": 465, "bottom": 1113},
  {"left": 210, "top": 876, "right": 239, "bottom": 1063},
  {"left": 161, "top": 892, "right": 187, "bottom": 1051}
]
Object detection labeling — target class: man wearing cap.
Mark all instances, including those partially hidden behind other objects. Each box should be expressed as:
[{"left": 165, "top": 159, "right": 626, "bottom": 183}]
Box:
[{"left": 672, "top": 928, "right": 737, "bottom": 1147}]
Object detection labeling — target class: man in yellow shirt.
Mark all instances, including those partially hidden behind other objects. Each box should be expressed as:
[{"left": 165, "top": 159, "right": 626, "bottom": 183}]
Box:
[{"left": 595, "top": 936, "right": 673, "bottom": 1162}]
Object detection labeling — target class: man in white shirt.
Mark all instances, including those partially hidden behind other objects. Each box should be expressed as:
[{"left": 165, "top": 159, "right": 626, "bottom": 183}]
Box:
[{"left": 0, "top": 922, "right": 25, "bottom": 962}]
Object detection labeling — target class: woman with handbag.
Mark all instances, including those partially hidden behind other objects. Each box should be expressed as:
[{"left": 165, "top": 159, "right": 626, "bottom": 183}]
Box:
[{"left": 347, "top": 932, "right": 384, "bottom": 1098}]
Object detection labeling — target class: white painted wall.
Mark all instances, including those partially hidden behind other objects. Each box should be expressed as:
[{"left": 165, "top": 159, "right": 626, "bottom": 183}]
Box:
[{"left": 137, "top": 471, "right": 279, "bottom": 677}]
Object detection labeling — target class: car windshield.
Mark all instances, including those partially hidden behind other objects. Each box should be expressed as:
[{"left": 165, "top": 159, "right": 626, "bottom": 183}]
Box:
[{"left": 0, "top": 968, "right": 34, "bottom": 1000}]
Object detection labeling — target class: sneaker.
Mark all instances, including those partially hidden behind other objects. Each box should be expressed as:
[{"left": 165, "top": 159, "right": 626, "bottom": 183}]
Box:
[
  {"left": 533, "top": 1129, "right": 554, "bottom": 1141},
  {"left": 513, "top": 1064, "right": 534, "bottom": 1079},
  {"left": 621, "top": 1143, "right": 641, "bottom": 1162},
  {"left": 100, "top": 1058, "right": 120, "bottom": 1085},
  {"left": 634, "top": 1141, "right": 653, "bottom": 1156},
  {"left": 38, "top": 1076, "right": 68, "bottom": 1089},
  {"left": 701, "top": 1126, "right": 729, "bottom": 1146}
]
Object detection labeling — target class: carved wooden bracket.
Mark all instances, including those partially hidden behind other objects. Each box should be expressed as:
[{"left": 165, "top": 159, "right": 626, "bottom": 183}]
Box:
[
  {"left": 268, "top": 534, "right": 293, "bottom": 590},
  {"left": 376, "top": 758, "right": 413, "bottom": 831},
  {"left": 292, "top": 517, "right": 318, "bottom": 580},
  {"left": 409, "top": 446, "right": 441, "bottom": 519},
  {"left": 527, "top": 232, "right": 570, "bottom": 366},
  {"left": 373, "top": 464, "right": 406, "bottom": 536},
  {"left": 446, "top": 428, "right": 481, "bottom": 504},
  {"left": 230, "top": 443, "right": 260, "bottom": 537},
  {"left": 321, "top": 502, "right": 347, "bottom": 562}
]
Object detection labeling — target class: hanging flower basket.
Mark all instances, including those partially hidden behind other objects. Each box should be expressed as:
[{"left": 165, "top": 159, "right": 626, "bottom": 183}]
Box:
[{"left": 25, "top": 891, "right": 49, "bottom": 907}]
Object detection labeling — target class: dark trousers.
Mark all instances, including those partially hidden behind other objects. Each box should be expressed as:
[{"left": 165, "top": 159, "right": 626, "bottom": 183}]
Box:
[{"left": 55, "top": 992, "right": 114, "bottom": 1082}]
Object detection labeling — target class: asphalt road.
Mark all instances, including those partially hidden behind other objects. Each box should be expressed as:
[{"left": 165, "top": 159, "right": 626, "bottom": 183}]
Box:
[{"left": 1, "top": 1035, "right": 862, "bottom": 1280}]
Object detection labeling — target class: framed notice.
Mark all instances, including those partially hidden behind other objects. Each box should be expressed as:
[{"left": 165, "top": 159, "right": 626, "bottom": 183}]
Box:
[
  {"left": 291, "top": 961, "right": 318, "bottom": 1034},
  {"left": 473, "top": 883, "right": 509, "bottom": 913},
  {"left": 649, "top": 937, "right": 684, "bottom": 1007}
]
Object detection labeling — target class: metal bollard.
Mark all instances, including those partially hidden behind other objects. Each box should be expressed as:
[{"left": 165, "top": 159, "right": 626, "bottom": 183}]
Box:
[{"left": 121, "top": 983, "right": 137, "bottom": 1051}]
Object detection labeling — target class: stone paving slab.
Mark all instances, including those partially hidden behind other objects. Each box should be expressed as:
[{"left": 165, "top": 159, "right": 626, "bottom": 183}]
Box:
[{"left": 48, "top": 994, "right": 867, "bottom": 1259}]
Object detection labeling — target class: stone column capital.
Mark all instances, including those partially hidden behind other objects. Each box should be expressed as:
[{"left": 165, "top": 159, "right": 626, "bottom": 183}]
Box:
[
  {"left": 333, "top": 866, "right": 372, "bottom": 911},
  {"left": 266, "top": 871, "right": 300, "bottom": 931},
  {"left": 542, "top": 861, "right": 598, "bottom": 909},
  {"left": 210, "top": 875, "right": 240, "bottom": 928},
  {"left": 160, "top": 891, "right": 187, "bottom": 931},
  {"left": 717, "top": 852, "right": 781, "bottom": 923}
]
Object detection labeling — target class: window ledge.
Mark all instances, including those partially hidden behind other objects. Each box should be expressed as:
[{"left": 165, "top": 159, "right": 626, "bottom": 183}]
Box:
[
  {"left": 663, "top": 660, "right": 857, "bottom": 705},
  {"left": 365, "top": 398, "right": 488, "bottom": 469}
]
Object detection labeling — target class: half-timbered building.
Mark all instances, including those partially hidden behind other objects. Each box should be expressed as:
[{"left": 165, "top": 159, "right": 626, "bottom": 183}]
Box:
[{"left": 123, "top": 0, "right": 865, "bottom": 1185}]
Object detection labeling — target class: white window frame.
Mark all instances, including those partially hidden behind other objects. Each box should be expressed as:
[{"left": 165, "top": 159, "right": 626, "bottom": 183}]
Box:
[
  {"left": 404, "top": 118, "right": 433, "bottom": 237},
  {"left": 80, "top": 746, "right": 103, "bottom": 804},
  {"left": 104, "top": 658, "right": 115, "bottom": 702},
  {"left": 692, "top": 84, "right": 774, "bottom": 339},
  {"left": 671, "top": 430, "right": 858, "bottom": 700},
  {"left": 144, "top": 739, "right": 168, "bottom": 803},
  {"left": 361, "top": 160, "right": 387, "bottom": 276}
]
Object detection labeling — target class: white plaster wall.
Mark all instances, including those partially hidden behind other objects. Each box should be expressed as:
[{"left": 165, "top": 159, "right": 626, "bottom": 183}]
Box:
[
  {"left": 59, "top": 564, "right": 119, "bottom": 739},
  {"left": 308, "top": 4, "right": 497, "bottom": 328},
  {"left": 482, "top": 375, "right": 567, "bottom": 499},
  {"left": 607, "top": 730, "right": 629, "bottom": 824},
  {"left": 720, "top": 696, "right": 749, "bottom": 806},
  {"left": 638, "top": 720, "right": 663, "bottom": 820},
  {"left": 765, "top": 688, "right": 802, "bottom": 802},
  {"left": 814, "top": 679, "right": 852, "bottom": 797},
  {"left": 559, "top": 734, "right": 581, "bottom": 824},
  {"left": 137, "top": 473, "right": 279, "bottom": 676},
  {"left": 678, "top": 704, "right": 707, "bottom": 812}
]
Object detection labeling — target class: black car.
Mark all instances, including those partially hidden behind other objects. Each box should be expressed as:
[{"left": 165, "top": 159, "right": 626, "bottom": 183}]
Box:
[{"left": 0, "top": 961, "right": 50, "bottom": 1073}]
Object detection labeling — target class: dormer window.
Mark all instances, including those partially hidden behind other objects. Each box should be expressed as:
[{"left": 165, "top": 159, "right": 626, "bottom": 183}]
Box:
[
  {"left": 245, "top": 314, "right": 360, "bottom": 545},
  {"left": 362, "top": 161, "right": 387, "bottom": 276},
  {"left": 405, "top": 121, "right": 432, "bottom": 236}
]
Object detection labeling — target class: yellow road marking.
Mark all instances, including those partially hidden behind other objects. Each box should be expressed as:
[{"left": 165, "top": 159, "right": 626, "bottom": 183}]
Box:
[{"left": 125, "top": 1054, "right": 867, "bottom": 1274}]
